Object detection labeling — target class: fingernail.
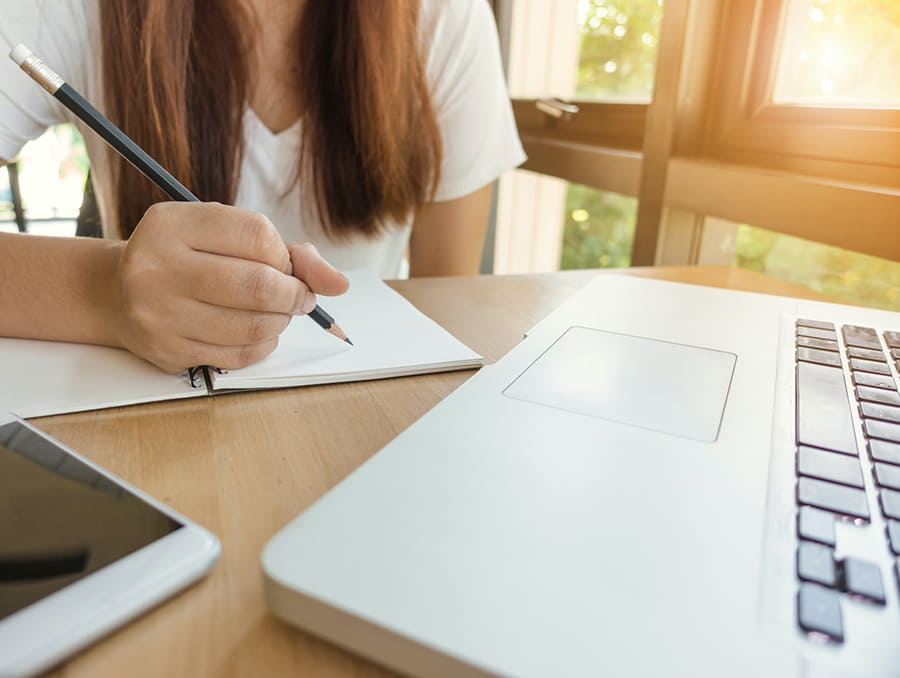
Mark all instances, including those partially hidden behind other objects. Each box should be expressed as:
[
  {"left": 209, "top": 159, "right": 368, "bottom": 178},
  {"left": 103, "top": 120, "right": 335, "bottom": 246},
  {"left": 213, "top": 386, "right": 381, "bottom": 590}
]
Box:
[{"left": 301, "top": 292, "right": 317, "bottom": 314}]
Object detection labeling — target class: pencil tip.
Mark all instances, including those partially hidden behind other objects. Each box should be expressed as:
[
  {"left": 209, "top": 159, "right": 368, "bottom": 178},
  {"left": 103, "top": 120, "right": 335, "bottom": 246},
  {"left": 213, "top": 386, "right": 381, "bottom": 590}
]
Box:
[{"left": 326, "top": 322, "right": 351, "bottom": 344}]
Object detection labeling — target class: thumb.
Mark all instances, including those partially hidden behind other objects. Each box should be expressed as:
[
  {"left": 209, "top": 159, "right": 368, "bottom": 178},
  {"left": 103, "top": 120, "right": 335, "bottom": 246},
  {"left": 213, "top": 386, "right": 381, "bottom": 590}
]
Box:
[{"left": 287, "top": 242, "right": 350, "bottom": 296}]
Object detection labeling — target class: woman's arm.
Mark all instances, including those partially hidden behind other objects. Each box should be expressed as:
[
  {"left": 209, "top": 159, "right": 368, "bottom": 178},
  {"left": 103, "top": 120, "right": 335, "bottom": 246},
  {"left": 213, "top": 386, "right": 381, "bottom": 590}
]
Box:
[
  {"left": 409, "top": 183, "right": 493, "bottom": 277},
  {"left": 0, "top": 203, "right": 348, "bottom": 372},
  {"left": 0, "top": 231, "right": 125, "bottom": 345},
  {"left": 0, "top": 157, "right": 125, "bottom": 345}
]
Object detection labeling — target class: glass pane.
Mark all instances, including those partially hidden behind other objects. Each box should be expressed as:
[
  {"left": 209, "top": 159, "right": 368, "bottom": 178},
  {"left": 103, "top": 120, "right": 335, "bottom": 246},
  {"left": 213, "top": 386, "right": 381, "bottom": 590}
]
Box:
[
  {"left": 561, "top": 183, "right": 636, "bottom": 269},
  {"left": 506, "top": 0, "right": 663, "bottom": 102},
  {"left": 575, "top": 0, "right": 664, "bottom": 101},
  {"left": 735, "top": 225, "right": 900, "bottom": 310},
  {"left": 774, "top": 0, "right": 900, "bottom": 106}
]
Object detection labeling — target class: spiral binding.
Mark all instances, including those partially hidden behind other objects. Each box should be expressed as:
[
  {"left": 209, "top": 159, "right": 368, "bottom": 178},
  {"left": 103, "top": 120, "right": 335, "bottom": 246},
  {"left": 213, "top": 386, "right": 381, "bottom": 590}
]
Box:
[{"left": 188, "top": 366, "right": 225, "bottom": 389}]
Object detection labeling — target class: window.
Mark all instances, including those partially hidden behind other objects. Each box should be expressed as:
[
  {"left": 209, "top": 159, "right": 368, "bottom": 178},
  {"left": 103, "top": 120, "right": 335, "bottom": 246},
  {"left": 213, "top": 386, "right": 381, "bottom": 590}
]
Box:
[
  {"left": 0, "top": 125, "right": 87, "bottom": 237},
  {"left": 707, "top": 0, "right": 900, "bottom": 183},
  {"left": 494, "top": 0, "right": 661, "bottom": 273},
  {"left": 507, "top": 0, "right": 663, "bottom": 150},
  {"left": 493, "top": 0, "right": 898, "bottom": 309}
]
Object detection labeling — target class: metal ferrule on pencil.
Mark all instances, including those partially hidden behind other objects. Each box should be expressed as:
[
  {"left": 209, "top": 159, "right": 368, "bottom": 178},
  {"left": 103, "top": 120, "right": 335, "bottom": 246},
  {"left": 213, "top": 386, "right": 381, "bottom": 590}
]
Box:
[{"left": 14, "top": 49, "right": 64, "bottom": 94}]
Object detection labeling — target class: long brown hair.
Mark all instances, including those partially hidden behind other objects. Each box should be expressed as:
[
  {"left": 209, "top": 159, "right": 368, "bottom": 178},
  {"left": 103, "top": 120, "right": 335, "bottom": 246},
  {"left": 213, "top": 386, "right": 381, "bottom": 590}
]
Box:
[{"left": 100, "top": 1, "right": 442, "bottom": 240}]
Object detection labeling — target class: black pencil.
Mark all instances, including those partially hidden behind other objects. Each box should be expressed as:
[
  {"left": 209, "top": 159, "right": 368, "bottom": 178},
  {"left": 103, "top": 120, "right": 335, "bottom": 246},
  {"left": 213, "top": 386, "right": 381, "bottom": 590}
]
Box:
[{"left": 10, "top": 44, "right": 352, "bottom": 352}]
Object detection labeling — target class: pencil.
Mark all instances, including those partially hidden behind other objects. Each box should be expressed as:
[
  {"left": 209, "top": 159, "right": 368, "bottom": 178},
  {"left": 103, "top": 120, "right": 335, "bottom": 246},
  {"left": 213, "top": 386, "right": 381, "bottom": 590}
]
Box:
[{"left": 9, "top": 44, "right": 352, "bottom": 350}]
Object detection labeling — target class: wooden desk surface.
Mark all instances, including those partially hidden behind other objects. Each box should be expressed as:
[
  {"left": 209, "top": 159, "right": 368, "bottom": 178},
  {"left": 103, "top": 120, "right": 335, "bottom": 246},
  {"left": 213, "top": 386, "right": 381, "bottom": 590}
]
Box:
[{"left": 35, "top": 266, "right": 840, "bottom": 678}]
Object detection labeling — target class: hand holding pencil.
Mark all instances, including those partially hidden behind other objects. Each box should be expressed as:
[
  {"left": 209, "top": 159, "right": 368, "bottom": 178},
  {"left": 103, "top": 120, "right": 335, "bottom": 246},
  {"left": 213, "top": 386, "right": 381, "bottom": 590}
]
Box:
[
  {"left": 114, "top": 201, "right": 348, "bottom": 373},
  {"left": 10, "top": 44, "right": 352, "bottom": 375}
]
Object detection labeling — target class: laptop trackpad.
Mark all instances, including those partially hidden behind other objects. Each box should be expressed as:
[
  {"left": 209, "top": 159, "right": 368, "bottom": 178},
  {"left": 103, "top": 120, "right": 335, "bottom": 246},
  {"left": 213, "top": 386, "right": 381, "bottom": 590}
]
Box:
[{"left": 503, "top": 327, "right": 736, "bottom": 442}]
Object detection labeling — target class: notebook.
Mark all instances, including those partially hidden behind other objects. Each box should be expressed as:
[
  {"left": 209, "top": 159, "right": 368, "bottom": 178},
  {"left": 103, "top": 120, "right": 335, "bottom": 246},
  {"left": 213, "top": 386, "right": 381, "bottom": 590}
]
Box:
[{"left": 0, "top": 271, "right": 483, "bottom": 419}]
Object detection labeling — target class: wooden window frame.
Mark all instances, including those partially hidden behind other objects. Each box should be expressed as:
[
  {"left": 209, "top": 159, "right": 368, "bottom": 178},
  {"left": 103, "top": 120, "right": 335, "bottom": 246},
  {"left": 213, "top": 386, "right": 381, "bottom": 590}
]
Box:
[
  {"left": 704, "top": 0, "right": 900, "bottom": 187},
  {"left": 514, "top": 101, "right": 647, "bottom": 152}
]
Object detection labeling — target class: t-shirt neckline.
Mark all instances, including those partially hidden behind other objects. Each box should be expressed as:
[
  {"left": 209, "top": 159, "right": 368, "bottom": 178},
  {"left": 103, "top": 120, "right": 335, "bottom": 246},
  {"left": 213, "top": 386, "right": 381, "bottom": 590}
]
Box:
[{"left": 245, "top": 107, "right": 302, "bottom": 142}]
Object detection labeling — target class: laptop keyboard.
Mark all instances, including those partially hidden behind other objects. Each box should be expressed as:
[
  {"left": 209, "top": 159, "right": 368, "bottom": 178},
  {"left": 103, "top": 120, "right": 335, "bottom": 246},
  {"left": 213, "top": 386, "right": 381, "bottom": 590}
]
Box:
[{"left": 793, "top": 320, "right": 900, "bottom": 643}]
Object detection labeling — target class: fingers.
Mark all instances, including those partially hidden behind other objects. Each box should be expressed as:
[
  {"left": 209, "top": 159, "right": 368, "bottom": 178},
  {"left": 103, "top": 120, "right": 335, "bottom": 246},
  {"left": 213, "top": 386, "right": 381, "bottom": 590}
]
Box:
[
  {"left": 287, "top": 242, "right": 350, "bottom": 296},
  {"left": 177, "top": 301, "right": 292, "bottom": 347},
  {"left": 147, "top": 202, "right": 292, "bottom": 273},
  {"left": 187, "top": 251, "right": 313, "bottom": 315},
  {"left": 176, "top": 336, "right": 280, "bottom": 373},
  {"left": 204, "top": 336, "right": 279, "bottom": 370}
]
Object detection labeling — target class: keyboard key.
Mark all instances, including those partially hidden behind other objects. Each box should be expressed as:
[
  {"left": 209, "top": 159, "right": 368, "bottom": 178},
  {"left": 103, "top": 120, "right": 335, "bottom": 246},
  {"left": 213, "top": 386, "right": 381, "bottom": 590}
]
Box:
[
  {"left": 843, "top": 325, "right": 881, "bottom": 350},
  {"left": 797, "top": 446, "right": 863, "bottom": 488},
  {"left": 870, "top": 439, "right": 900, "bottom": 466},
  {"left": 849, "top": 359, "right": 891, "bottom": 375},
  {"left": 875, "top": 463, "right": 900, "bottom": 491},
  {"left": 797, "top": 542, "right": 837, "bottom": 586},
  {"left": 798, "top": 584, "right": 843, "bottom": 642},
  {"left": 797, "top": 319, "right": 835, "bottom": 331},
  {"left": 856, "top": 386, "right": 900, "bottom": 407},
  {"left": 797, "top": 327, "right": 839, "bottom": 341},
  {"left": 797, "top": 362, "right": 857, "bottom": 455},
  {"left": 798, "top": 347, "right": 842, "bottom": 368},
  {"left": 884, "top": 331, "right": 900, "bottom": 348},
  {"left": 881, "top": 489, "right": 900, "bottom": 520},
  {"left": 864, "top": 419, "right": 900, "bottom": 444},
  {"left": 860, "top": 402, "right": 900, "bottom": 424},
  {"left": 798, "top": 506, "right": 836, "bottom": 546},
  {"left": 796, "top": 336, "right": 839, "bottom": 352},
  {"left": 797, "top": 477, "right": 869, "bottom": 520},
  {"left": 888, "top": 521, "right": 900, "bottom": 555},
  {"left": 847, "top": 346, "right": 887, "bottom": 362},
  {"left": 843, "top": 558, "right": 885, "bottom": 604},
  {"left": 852, "top": 372, "right": 896, "bottom": 390}
]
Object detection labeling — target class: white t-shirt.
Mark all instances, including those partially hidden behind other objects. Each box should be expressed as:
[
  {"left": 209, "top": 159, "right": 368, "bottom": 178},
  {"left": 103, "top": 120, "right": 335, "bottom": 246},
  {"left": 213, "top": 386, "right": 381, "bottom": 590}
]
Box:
[{"left": 0, "top": 0, "right": 525, "bottom": 278}]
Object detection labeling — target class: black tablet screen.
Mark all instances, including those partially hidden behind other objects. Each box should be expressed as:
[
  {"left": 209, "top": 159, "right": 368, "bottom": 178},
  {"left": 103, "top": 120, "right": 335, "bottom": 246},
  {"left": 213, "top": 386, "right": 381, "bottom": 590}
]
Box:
[{"left": 0, "top": 420, "right": 182, "bottom": 620}]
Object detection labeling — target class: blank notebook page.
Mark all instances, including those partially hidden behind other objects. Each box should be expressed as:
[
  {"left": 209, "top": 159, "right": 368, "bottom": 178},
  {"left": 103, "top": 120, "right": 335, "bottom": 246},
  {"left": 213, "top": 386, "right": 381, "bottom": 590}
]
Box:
[
  {"left": 0, "top": 338, "right": 199, "bottom": 419},
  {"left": 210, "top": 270, "right": 483, "bottom": 391}
]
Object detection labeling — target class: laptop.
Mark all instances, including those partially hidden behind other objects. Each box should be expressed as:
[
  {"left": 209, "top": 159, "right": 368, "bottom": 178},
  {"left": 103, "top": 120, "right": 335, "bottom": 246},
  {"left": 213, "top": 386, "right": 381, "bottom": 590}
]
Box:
[{"left": 262, "top": 273, "right": 900, "bottom": 677}]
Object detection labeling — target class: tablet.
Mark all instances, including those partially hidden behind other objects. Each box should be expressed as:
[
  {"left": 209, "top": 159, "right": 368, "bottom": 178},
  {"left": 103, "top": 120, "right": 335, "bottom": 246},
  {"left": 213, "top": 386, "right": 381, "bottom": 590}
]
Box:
[{"left": 0, "top": 414, "right": 220, "bottom": 678}]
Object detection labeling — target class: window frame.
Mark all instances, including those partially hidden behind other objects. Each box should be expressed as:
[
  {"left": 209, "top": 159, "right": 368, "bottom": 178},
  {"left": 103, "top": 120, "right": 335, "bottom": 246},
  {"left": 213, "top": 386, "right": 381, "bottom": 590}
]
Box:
[
  {"left": 704, "top": 0, "right": 900, "bottom": 186},
  {"left": 513, "top": 101, "right": 647, "bottom": 152},
  {"left": 496, "top": 0, "right": 900, "bottom": 270}
]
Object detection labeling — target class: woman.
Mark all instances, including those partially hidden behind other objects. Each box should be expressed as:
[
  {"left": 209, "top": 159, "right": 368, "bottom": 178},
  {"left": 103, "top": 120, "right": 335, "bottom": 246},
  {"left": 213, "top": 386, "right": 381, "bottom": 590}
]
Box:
[{"left": 0, "top": 0, "right": 524, "bottom": 372}]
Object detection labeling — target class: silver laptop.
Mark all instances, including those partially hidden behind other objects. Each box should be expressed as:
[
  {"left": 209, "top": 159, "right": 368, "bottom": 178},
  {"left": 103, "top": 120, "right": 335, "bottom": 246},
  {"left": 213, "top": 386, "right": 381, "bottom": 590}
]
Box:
[{"left": 262, "top": 274, "right": 900, "bottom": 677}]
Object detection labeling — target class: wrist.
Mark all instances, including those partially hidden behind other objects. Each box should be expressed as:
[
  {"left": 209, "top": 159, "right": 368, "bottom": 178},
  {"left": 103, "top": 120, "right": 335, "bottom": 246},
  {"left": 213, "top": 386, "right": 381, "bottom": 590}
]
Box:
[{"left": 90, "top": 239, "right": 130, "bottom": 348}]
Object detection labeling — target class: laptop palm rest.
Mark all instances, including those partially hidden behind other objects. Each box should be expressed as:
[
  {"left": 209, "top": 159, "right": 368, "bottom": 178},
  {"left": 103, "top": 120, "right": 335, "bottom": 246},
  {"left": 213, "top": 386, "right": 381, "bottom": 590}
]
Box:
[{"left": 503, "top": 326, "right": 736, "bottom": 442}]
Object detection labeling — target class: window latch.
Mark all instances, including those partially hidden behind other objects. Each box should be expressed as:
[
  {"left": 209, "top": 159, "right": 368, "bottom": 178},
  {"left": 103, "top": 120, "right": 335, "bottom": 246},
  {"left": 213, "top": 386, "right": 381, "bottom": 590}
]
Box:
[{"left": 535, "top": 97, "right": 579, "bottom": 122}]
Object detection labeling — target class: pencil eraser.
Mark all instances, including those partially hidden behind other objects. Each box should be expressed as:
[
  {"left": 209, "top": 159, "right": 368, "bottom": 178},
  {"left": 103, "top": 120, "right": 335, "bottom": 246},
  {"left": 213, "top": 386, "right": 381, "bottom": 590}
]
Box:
[{"left": 10, "top": 44, "right": 32, "bottom": 66}]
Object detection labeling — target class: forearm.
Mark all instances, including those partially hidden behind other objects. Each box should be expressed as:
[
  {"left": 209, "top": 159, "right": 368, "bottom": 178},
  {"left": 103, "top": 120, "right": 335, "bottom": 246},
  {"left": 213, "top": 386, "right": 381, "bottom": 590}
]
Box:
[{"left": 0, "top": 232, "right": 125, "bottom": 346}]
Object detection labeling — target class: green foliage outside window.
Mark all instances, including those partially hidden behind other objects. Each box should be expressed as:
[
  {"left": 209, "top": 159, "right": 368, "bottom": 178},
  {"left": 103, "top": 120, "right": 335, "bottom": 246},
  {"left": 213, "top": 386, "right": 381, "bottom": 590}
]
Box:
[
  {"left": 736, "top": 226, "right": 900, "bottom": 311},
  {"left": 576, "top": 0, "right": 663, "bottom": 100},
  {"left": 561, "top": 184, "right": 636, "bottom": 270}
]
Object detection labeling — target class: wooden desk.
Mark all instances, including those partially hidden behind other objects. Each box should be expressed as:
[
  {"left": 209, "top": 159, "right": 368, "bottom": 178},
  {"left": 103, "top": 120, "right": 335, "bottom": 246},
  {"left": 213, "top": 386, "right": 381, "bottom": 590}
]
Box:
[{"left": 36, "top": 266, "right": 839, "bottom": 678}]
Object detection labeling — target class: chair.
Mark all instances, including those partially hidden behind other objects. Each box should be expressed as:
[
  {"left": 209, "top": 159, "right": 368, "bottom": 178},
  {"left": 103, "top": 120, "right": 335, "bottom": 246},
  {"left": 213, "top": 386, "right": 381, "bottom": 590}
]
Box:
[
  {"left": 4, "top": 163, "right": 27, "bottom": 233},
  {"left": 75, "top": 171, "right": 102, "bottom": 238}
]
